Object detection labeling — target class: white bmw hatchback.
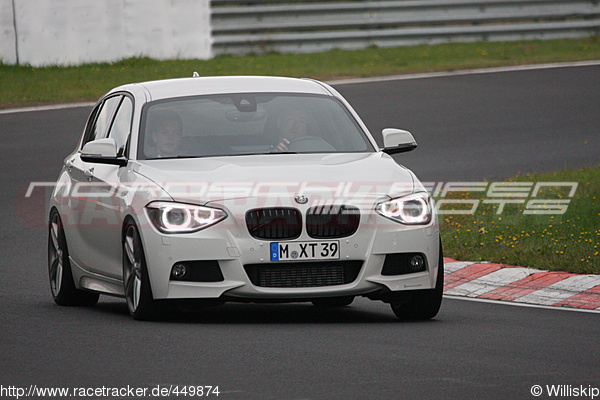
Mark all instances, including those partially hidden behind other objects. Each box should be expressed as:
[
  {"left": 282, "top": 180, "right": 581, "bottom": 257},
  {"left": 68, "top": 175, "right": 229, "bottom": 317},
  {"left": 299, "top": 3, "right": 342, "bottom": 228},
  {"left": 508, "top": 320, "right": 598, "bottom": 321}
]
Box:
[{"left": 48, "top": 76, "right": 443, "bottom": 320}]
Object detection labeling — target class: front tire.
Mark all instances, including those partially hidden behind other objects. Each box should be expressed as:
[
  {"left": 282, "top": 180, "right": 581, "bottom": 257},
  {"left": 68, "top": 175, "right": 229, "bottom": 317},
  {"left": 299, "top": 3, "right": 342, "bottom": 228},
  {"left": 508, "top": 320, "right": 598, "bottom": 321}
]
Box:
[
  {"left": 48, "top": 210, "right": 99, "bottom": 306},
  {"left": 123, "top": 221, "right": 169, "bottom": 320},
  {"left": 390, "top": 240, "right": 444, "bottom": 320}
]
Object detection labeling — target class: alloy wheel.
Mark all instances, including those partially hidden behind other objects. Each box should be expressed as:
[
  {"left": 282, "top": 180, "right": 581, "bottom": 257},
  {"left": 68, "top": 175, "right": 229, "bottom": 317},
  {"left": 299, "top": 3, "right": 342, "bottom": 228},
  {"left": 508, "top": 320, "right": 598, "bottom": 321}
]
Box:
[
  {"left": 124, "top": 225, "right": 143, "bottom": 314},
  {"left": 48, "top": 213, "right": 64, "bottom": 297}
]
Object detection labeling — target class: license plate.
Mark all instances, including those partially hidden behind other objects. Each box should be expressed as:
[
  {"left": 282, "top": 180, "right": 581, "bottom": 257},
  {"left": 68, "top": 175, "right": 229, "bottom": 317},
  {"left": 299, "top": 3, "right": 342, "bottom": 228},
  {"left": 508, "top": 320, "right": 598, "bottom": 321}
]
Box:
[{"left": 270, "top": 241, "right": 340, "bottom": 261}]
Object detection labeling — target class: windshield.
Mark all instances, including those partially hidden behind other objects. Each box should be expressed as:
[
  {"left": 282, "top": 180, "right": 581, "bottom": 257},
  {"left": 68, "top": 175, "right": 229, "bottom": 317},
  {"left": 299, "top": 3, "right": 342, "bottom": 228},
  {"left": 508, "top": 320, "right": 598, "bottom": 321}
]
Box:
[{"left": 138, "top": 93, "right": 375, "bottom": 159}]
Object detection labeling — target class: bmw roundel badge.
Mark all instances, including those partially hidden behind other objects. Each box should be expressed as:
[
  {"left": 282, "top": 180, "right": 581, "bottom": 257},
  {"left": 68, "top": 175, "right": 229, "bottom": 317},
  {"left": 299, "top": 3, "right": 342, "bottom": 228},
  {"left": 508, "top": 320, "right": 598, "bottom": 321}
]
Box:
[{"left": 295, "top": 195, "right": 308, "bottom": 204}]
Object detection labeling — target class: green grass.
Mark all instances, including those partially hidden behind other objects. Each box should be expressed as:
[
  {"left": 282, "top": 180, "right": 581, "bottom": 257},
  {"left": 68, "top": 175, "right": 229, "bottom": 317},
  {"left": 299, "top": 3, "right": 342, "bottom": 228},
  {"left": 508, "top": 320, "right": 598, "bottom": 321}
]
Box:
[
  {"left": 1, "top": 37, "right": 599, "bottom": 107},
  {"left": 439, "top": 166, "right": 600, "bottom": 274}
]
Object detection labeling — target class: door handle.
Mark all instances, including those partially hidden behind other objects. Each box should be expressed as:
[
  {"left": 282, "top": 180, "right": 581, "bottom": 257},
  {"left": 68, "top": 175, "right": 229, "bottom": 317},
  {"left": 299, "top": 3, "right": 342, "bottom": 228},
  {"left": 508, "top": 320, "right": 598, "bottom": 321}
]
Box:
[{"left": 84, "top": 167, "right": 95, "bottom": 181}]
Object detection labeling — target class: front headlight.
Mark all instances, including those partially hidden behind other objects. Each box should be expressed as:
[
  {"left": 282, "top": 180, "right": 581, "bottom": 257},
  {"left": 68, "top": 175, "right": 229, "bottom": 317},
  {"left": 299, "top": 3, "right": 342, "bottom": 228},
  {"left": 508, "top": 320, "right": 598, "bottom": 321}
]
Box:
[
  {"left": 145, "top": 201, "right": 227, "bottom": 233},
  {"left": 375, "top": 192, "right": 433, "bottom": 225}
]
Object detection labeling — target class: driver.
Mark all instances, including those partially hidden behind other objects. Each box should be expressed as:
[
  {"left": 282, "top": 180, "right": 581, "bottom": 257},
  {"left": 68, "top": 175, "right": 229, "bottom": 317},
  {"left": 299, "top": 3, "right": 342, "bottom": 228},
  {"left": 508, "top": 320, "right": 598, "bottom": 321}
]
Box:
[
  {"left": 149, "top": 110, "right": 183, "bottom": 158},
  {"left": 273, "top": 108, "right": 309, "bottom": 152}
]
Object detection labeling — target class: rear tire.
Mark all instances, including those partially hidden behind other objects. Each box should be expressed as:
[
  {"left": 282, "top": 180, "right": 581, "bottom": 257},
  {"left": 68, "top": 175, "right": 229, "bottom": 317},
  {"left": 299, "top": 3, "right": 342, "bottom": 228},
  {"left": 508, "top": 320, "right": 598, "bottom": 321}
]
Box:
[
  {"left": 390, "top": 239, "right": 444, "bottom": 320},
  {"left": 48, "top": 210, "right": 99, "bottom": 307}
]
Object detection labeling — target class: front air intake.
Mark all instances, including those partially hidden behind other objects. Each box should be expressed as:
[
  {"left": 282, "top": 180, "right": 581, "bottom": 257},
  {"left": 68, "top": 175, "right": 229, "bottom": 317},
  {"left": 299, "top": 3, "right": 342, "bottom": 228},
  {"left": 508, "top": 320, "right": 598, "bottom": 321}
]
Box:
[{"left": 244, "top": 261, "right": 362, "bottom": 288}]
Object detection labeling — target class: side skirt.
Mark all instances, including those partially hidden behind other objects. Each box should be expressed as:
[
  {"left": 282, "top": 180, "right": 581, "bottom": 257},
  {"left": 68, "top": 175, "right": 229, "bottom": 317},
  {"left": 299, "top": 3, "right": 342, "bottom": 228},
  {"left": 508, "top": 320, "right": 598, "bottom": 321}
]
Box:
[{"left": 70, "top": 257, "right": 125, "bottom": 297}]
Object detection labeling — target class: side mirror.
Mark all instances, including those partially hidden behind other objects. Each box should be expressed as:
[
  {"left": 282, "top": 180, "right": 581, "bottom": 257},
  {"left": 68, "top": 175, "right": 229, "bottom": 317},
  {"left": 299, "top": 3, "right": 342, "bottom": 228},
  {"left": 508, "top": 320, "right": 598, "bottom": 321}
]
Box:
[
  {"left": 381, "top": 128, "right": 417, "bottom": 155},
  {"left": 81, "top": 138, "right": 127, "bottom": 166}
]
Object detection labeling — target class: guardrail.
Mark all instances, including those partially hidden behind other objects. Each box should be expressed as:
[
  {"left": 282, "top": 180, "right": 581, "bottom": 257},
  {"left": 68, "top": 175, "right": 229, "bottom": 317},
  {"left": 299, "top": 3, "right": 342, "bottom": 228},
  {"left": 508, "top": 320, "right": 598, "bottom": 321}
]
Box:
[{"left": 211, "top": 0, "right": 600, "bottom": 55}]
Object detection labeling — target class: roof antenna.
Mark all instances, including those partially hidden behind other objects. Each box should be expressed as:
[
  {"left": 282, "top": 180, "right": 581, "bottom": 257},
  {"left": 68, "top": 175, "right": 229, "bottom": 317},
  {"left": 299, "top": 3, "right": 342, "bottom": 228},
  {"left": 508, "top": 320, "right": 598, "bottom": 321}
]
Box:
[{"left": 192, "top": 71, "right": 200, "bottom": 77}]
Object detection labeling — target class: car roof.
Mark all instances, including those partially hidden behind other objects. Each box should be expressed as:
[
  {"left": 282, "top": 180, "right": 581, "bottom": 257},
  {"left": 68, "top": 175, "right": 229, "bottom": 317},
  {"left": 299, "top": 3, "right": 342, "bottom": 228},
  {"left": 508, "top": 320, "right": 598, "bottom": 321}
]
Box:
[{"left": 115, "top": 76, "right": 334, "bottom": 102}]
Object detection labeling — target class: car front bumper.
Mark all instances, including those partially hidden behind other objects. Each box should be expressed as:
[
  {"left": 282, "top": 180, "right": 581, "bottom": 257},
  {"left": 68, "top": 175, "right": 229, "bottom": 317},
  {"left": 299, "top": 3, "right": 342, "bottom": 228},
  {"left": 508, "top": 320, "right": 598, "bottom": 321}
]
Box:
[{"left": 136, "top": 201, "right": 441, "bottom": 301}]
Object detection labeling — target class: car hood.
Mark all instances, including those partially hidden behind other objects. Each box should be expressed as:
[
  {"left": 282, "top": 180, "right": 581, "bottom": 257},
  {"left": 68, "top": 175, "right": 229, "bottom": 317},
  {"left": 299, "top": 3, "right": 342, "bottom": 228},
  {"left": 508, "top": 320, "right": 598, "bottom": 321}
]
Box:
[{"left": 134, "top": 153, "right": 416, "bottom": 205}]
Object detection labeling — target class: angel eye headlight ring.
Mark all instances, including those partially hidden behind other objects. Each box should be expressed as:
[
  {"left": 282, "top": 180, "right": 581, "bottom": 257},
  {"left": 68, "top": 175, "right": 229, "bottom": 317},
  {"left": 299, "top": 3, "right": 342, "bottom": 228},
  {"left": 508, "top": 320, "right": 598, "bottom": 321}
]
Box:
[
  {"left": 375, "top": 193, "right": 432, "bottom": 225},
  {"left": 146, "top": 202, "right": 227, "bottom": 233}
]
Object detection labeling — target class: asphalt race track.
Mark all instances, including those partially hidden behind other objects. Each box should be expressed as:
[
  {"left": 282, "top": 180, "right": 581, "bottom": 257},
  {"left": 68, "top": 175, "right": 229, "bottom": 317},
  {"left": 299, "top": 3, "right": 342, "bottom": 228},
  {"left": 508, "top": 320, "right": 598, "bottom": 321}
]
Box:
[
  {"left": 1, "top": 64, "right": 599, "bottom": 400},
  {"left": 335, "top": 64, "right": 600, "bottom": 182}
]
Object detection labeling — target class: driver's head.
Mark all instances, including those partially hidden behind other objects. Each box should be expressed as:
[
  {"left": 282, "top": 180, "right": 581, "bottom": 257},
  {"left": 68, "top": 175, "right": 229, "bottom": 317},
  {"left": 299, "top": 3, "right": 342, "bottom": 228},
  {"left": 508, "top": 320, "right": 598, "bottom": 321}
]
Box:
[
  {"left": 150, "top": 110, "right": 183, "bottom": 157},
  {"left": 278, "top": 108, "right": 309, "bottom": 140}
]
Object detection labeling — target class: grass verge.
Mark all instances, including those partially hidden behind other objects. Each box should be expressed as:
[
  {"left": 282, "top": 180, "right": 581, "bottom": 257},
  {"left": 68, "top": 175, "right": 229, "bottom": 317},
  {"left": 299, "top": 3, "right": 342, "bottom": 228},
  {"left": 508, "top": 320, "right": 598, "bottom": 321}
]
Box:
[
  {"left": 439, "top": 165, "right": 600, "bottom": 274},
  {"left": 1, "top": 37, "right": 599, "bottom": 107}
]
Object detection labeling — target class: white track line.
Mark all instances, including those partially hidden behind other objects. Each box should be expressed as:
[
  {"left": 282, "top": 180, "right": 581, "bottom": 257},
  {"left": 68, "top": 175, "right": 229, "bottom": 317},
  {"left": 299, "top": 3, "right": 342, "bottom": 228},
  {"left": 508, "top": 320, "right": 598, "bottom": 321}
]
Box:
[
  {"left": 2, "top": 61, "right": 599, "bottom": 115},
  {"left": 330, "top": 60, "right": 600, "bottom": 85},
  {"left": 0, "top": 102, "right": 94, "bottom": 115},
  {"left": 444, "top": 295, "right": 600, "bottom": 314}
]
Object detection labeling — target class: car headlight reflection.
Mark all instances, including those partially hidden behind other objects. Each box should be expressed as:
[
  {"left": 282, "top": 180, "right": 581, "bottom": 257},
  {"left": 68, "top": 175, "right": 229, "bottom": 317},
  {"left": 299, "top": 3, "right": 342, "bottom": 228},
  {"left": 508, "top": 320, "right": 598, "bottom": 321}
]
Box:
[
  {"left": 375, "top": 193, "right": 433, "bottom": 225},
  {"left": 146, "top": 202, "right": 227, "bottom": 233}
]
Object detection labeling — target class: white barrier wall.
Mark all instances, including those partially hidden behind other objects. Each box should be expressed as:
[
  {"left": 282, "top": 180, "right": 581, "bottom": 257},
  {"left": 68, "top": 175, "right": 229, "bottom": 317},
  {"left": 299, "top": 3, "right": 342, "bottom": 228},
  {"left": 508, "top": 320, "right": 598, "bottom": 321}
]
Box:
[
  {"left": 0, "top": 0, "right": 211, "bottom": 66},
  {"left": 0, "top": 0, "right": 17, "bottom": 64}
]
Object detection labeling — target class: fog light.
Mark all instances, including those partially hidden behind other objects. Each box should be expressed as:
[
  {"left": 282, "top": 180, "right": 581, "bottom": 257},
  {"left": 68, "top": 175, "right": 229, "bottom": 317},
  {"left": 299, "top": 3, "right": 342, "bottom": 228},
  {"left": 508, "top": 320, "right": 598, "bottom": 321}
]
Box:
[
  {"left": 171, "top": 263, "right": 187, "bottom": 279},
  {"left": 409, "top": 255, "right": 425, "bottom": 271}
]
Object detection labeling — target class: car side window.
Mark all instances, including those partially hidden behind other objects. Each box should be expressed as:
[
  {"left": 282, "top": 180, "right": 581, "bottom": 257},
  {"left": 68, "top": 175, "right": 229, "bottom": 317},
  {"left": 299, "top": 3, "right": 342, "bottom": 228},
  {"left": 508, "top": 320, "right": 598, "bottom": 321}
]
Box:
[
  {"left": 83, "top": 95, "right": 122, "bottom": 146},
  {"left": 106, "top": 96, "right": 133, "bottom": 157}
]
